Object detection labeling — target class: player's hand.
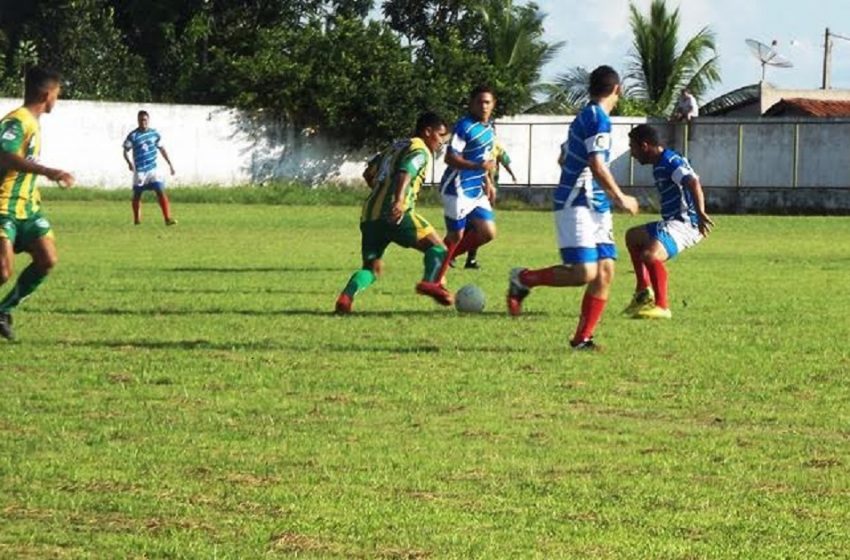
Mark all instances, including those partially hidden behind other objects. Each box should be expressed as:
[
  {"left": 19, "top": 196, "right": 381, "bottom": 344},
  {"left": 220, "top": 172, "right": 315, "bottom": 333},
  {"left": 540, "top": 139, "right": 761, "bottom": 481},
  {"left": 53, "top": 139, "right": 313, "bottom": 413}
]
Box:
[
  {"left": 480, "top": 160, "right": 497, "bottom": 172},
  {"left": 49, "top": 169, "right": 75, "bottom": 188},
  {"left": 618, "top": 194, "right": 639, "bottom": 216},
  {"left": 170, "top": 165, "right": 176, "bottom": 176},
  {"left": 509, "top": 172, "right": 517, "bottom": 183},
  {"left": 485, "top": 183, "right": 496, "bottom": 205},
  {"left": 388, "top": 202, "right": 404, "bottom": 225},
  {"left": 127, "top": 162, "right": 134, "bottom": 172},
  {"left": 698, "top": 212, "right": 715, "bottom": 236}
]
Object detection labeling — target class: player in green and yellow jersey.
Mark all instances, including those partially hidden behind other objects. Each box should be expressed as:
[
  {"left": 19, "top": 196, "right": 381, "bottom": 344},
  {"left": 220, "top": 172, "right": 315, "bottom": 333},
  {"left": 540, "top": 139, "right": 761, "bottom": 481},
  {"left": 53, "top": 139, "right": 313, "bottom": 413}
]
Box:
[
  {"left": 0, "top": 67, "right": 75, "bottom": 340},
  {"left": 335, "top": 112, "right": 451, "bottom": 313}
]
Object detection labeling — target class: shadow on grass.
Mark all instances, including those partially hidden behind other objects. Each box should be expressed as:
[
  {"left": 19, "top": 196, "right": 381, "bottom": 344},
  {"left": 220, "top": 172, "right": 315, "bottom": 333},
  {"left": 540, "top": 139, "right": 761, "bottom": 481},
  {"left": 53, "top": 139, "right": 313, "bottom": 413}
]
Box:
[
  {"left": 164, "top": 266, "right": 344, "bottom": 273},
  {"left": 40, "top": 308, "right": 547, "bottom": 318},
  {"left": 57, "top": 339, "right": 524, "bottom": 354}
]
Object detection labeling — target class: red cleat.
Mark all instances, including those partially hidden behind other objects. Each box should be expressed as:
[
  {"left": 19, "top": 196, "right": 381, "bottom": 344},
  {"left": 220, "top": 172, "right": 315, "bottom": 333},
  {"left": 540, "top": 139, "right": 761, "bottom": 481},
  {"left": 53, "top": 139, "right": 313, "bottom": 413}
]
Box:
[
  {"left": 415, "top": 281, "right": 454, "bottom": 306},
  {"left": 335, "top": 293, "right": 353, "bottom": 314}
]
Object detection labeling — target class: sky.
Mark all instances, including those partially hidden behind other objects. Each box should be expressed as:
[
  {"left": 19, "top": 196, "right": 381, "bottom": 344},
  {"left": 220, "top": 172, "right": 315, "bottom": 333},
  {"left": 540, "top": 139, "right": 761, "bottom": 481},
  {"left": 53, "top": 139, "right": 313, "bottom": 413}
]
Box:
[{"left": 533, "top": 0, "right": 850, "bottom": 102}]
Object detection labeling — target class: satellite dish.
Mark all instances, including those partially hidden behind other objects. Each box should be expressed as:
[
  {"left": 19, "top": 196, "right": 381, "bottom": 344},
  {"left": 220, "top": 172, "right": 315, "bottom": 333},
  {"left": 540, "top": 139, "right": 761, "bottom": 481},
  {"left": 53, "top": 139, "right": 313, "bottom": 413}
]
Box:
[{"left": 746, "top": 38, "right": 794, "bottom": 82}]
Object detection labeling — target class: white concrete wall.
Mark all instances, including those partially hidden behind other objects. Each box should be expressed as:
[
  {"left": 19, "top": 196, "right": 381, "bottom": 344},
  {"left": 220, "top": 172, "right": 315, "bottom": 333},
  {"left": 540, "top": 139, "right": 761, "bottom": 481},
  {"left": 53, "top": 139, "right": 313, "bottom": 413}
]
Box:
[{"left": 3, "top": 97, "right": 850, "bottom": 189}]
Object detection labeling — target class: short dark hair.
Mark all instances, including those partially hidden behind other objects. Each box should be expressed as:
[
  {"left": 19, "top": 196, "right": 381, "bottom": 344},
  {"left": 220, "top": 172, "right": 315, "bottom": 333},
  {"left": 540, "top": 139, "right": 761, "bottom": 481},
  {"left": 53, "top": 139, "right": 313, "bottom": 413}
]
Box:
[
  {"left": 469, "top": 84, "right": 496, "bottom": 100},
  {"left": 138, "top": 110, "right": 149, "bottom": 118},
  {"left": 24, "top": 67, "right": 61, "bottom": 104},
  {"left": 415, "top": 111, "right": 446, "bottom": 135},
  {"left": 588, "top": 65, "right": 620, "bottom": 98},
  {"left": 629, "top": 124, "right": 661, "bottom": 146}
]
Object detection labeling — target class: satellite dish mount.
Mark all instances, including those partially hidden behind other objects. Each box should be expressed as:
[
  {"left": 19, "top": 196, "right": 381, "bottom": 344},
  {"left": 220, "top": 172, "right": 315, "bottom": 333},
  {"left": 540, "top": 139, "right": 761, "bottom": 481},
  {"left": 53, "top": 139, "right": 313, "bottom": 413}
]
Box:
[{"left": 746, "top": 38, "right": 793, "bottom": 82}]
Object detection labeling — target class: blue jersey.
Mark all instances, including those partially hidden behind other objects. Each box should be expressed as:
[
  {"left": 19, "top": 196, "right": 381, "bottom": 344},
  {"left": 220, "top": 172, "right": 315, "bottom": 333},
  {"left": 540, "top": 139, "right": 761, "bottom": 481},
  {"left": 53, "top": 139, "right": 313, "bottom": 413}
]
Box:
[
  {"left": 653, "top": 148, "right": 699, "bottom": 226},
  {"left": 123, "top": 128, "right": 162, "bottom": 173},
  {"left": 440, "top": 114, "right": 495, "bottom": 198},
  {"left": 553, "top": 103, "right": 613, "bottom": 212}
]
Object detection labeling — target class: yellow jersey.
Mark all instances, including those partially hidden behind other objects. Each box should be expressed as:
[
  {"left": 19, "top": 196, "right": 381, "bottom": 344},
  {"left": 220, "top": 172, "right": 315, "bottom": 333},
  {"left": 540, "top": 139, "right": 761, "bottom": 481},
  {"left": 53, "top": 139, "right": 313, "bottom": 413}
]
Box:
[{"left": 0, "top": 107, "right": 42, "bottom": 218}]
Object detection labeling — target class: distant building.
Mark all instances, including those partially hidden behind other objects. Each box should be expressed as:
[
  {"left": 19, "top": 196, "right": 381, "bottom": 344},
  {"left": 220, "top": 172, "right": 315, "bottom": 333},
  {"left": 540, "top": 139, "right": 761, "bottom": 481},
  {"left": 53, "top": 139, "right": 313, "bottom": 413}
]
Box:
[{"left": 701, "top": 82, "right": 850, "bottom": 117}]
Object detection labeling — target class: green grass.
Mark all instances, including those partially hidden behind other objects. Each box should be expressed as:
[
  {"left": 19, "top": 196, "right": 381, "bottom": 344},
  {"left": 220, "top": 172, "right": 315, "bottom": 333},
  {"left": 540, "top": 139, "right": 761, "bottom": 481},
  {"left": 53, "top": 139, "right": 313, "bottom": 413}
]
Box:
[{"left": 2, "top": 200, "right": 849, "bottom": 559}]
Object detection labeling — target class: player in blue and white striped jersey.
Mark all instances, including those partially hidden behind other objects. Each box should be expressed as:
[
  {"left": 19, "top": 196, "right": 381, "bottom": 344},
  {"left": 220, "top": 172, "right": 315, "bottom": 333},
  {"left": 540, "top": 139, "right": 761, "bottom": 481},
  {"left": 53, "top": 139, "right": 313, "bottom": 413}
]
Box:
[
  {"left": 428, "top": 85, "right": 498, "bottom": 287},
  {"left": 123, "top": 110, "right": 177, "bottom": 226},
  {"left": 623, "top": 123, "right": 713, "bottom": 320},
  {"left": 507, "top": 66, "right": 639, "bottom": 351}
]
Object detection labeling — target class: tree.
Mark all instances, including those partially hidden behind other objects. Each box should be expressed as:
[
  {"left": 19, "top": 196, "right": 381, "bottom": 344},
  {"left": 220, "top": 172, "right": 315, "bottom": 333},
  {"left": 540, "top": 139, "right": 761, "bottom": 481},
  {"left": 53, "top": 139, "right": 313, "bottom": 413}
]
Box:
[{"left": 627, "top": 0, "right": 720, "bottom": 116}]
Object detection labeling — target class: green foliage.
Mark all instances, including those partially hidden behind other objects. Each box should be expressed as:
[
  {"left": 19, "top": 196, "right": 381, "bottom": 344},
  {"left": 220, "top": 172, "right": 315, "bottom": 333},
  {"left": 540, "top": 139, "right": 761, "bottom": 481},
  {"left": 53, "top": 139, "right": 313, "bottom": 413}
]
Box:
[
  {"left": 627, "top": 0, "right": 720, "bottom": 116},
  {"left": 3, "top": 203, "right": 850, "bottom": 557}
]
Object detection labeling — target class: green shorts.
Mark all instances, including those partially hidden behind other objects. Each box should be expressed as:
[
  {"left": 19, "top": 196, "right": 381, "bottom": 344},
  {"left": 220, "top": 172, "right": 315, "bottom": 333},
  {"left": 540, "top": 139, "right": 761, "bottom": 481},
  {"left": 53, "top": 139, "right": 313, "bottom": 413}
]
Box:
[
  {"left": 360, "top": 212, "right": 435, "bottom": 262},
  {"left": 0, "top": 212, "right": 54, "bottom": 254}
]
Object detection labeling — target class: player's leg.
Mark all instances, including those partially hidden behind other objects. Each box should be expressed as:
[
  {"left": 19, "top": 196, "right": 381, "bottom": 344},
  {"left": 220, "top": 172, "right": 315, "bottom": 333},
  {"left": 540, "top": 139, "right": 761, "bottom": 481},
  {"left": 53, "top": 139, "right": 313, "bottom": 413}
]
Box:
[
  {"left": 0, "top": 236, "right": 14, "bottom": 339},
  {"left": 393, "top": 212, "right": 452, "bottom": 306},
  {"left": 570, "top": 210, "right": 617, "bottom": 348},
  {"left": 336, "top": 221, "right": 386, "bottom": 313},
  {"left": 571, "top": 257, "right": 614, "bottom": 349},
  {"left": 132, "top": 183, "right": 143, "bottom": 224},
  {"left": 151, "top": 180, "right": 176, "bottom": 225},
  {"left": 634, "top": 220, "right": 697, "bottom": 319},
  {"left": 623, "top": 224, "right": 655, "bottom": 314},
  {"left": 0, "top": 221, "right": 57, "bottom": 339},
  {"left": 434, "top": 194, "right": 469, "bottom": 283},
  {"left": 507, "top": 205, "right": 598, "bottom": 316},
  {"left": 450, "top": 200, "right": 495, "bottom": 260}
]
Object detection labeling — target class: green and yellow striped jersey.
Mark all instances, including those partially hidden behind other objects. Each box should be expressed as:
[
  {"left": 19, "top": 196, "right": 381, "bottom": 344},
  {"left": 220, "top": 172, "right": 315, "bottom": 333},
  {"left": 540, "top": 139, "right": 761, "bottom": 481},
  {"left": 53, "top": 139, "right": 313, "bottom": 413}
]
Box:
[
  {"left": 361, "top": 138, "right": 431, "bottom": 223},
  {"left": 0, "top": 107, "right": 42, "bottom": 219}
]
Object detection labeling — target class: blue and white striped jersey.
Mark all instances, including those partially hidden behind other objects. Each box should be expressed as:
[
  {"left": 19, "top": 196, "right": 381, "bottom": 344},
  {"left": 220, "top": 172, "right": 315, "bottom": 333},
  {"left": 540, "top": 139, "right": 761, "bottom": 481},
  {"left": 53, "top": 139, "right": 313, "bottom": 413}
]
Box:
[
  {"left": 653, "top": 148, "right": 699, "bottom": 226},
  {"left": 123, "top": 128, "right": 162, "bottom": 173},
  {"left": 553, "top": 103, "right": 613, "bottom": 212},
  {"left": 439, "top": 114, "right": 495, "bottom": 198}
]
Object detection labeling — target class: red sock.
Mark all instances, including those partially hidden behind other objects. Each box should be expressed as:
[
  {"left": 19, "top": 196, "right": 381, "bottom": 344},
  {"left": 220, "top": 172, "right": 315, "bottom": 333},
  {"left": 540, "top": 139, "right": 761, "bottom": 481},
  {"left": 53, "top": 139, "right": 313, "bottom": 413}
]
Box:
[
  {"left": 519, "top": 267, "right": 557, "bottom": 288},
  {"left": 453, "top": 229, "right": 483, "bottom": 258},
  {"left": 646, "top": 259, "right": 669, "bottom": 309},
  {"left": 573, "top": 293, "right": 607, "bottom": 343},
  {"left": 132, "top": 197, "right": 141, "bottom": 222},
  {"left": 628, "top": 244, "right": 650, "bottom": 292},
  {"left": 434, "top": 239, "right": 459, "bottom": 284},
  {"left": 156, "top": 192, "right": 172, "bottom": 220}
]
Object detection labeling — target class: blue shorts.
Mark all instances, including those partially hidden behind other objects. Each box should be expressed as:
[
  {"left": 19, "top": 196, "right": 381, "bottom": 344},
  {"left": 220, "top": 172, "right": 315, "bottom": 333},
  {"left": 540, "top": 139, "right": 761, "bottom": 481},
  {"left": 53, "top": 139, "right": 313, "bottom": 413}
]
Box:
[{"left": 444, "top": 205, "right": 494, "bottom": 232}]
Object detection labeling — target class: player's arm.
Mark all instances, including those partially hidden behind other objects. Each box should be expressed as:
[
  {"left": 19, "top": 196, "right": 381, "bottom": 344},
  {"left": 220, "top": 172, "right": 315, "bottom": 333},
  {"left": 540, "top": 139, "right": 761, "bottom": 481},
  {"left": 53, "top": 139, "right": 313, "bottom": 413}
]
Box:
[
  {"left": 158, "top": 145, "right": 175, "bottom": 175},
  {"left": 445, "top": 150, "right": 496, "bottom": 172},
  {"left": 499, "top": 153, "right": 517, "bottom": 182},
  {"left": 122, "top": 148, "right": 134, "bottom": 171},
  {"left": 684, "top": 174, "right": 714, "bottom": 236},
  {"left": 388, "top": 170, "right": 410, "bottom": 225},
  {"left": 0, "top": 121, "right": 73, "bottom": 187},
  {"left": 588, "top": 154, "right": 638, "bottom": 215}
]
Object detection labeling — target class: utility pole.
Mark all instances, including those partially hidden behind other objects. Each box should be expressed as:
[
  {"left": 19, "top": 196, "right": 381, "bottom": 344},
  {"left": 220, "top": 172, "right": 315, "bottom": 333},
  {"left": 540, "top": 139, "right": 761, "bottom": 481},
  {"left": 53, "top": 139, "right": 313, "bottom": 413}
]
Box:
[{"left": 823, "top": 28, "right": 850, "bottom": 89}]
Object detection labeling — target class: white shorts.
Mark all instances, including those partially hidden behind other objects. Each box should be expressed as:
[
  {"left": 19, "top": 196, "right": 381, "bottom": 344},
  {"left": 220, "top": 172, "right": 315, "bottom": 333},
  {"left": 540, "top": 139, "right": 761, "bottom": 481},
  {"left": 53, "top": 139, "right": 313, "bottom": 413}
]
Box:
[
  {"left": 132, "top": 169, "right": 164, "bottom": 189},
  {"left": 555, "top": 205, "right": 616, "bottom": 264},
  {"left": 647, "top": 219, "right": 702, "bottom": 259},
  {"left": 441, "top": 191, "right": 494, "bottom": 231}
]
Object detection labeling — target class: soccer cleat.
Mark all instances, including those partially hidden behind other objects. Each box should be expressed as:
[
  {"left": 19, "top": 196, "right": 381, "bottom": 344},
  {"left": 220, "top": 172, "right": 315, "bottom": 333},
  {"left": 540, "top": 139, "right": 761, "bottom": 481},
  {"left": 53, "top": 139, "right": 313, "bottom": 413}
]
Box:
[
  {"left": 464, "top": 258, "right": 481, "bottom": 270},
  {"left": 415, "top": 281, "right": 454, "bottom": 306},
  {"left": 134, "top": 220, "right": 141, "bottom": 225},
  {"left": 165, "top": 218, "right": 178, "bottom": 226},
  {"left": 622, "top": 288, "right": 655, "bottom": 316},
  {"left": 634, "top": 305, "right": 672, "bottom": 320},
  {"left": 570, "top": 337, "right": 600, "bottom": 352},
  {"left": 0, "top": 312, "right": 14, "bottom": 340},
  {"left": 507, "top": 267, "right": 530, "bottom": 316},
  {"left": 334, "top": 293, "right": 353, "bottom": 314}
]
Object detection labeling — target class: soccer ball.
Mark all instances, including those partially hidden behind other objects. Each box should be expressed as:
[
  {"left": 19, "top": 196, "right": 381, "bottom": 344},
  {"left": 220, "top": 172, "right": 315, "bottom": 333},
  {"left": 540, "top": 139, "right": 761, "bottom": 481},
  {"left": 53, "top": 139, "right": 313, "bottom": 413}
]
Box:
[{"left": 455, "top": 284, "right": 486, "bottom": 313}]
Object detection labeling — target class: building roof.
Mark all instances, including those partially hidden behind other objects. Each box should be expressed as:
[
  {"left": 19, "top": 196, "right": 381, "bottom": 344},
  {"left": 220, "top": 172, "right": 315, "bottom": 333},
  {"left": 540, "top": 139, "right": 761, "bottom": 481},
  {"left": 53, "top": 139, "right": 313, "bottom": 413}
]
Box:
[
  {"left": 699, "top": 84, "right": 762, "bottom": 116},
  {"left": 764, "top": 98, "right": 850, "bottom": 117}
]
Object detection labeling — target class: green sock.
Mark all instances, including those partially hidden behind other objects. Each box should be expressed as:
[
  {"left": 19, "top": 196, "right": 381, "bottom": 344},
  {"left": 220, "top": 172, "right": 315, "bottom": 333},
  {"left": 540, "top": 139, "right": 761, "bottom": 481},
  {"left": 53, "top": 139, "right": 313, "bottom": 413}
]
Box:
[
  {"left": 0, "top": 264, "right": 48, "bottom": 313},
  {"left": 342, "top": 269, "right": 376, "bottom": 298},
  {"left": 423, "top": 245, "right": 447, "bottom": 282}
]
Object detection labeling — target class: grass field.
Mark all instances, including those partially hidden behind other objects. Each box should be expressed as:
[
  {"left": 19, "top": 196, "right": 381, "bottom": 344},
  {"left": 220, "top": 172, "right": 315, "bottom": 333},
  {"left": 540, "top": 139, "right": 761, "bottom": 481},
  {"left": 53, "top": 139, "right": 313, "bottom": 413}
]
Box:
[{"left": 2, "top": 198, "right": 849, "bottom": 559}]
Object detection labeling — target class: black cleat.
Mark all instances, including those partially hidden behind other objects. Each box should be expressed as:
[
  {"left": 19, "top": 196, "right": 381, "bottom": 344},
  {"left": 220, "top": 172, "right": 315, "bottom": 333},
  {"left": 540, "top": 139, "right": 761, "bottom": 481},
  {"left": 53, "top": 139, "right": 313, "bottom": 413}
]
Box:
[
  {"left": 570, "top": 337, "right": 601, "bottom": 352},
  {"left": 464, "top": 258, "right": 481, "bottom": 269},
  {"left": 0, "top": 312, "right": 14, "bottom": 340}
]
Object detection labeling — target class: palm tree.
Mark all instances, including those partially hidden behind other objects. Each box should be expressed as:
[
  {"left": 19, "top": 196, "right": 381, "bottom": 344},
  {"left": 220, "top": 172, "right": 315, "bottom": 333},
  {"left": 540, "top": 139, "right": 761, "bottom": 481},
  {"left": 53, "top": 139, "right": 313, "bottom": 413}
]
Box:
[
  {"left": 627, "top": 0, "right": 720, "bottom": 116},
  {"left": 475, "top": 0, "right": 564, "bottom": 111}
]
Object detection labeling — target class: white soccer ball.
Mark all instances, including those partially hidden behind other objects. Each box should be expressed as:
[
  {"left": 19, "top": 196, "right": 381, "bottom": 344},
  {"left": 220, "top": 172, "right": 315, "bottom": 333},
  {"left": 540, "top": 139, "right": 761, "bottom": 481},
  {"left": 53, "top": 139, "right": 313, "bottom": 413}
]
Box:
[{"left": 455, "top": 284, "right": 486, "bottom": 313}]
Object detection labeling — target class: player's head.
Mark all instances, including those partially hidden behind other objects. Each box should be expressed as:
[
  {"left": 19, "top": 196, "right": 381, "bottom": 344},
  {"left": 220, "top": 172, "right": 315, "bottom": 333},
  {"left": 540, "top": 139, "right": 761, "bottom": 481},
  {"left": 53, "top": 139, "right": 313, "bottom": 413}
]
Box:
[
  {"left": 24, "top": 67, "right": 62, "bottom": 113},
  {"left": 468, "top": 84, "right": 496, "bottom": 122},
  {"left": 137, "top": 110, "right": 150, "bottom": 129},
  {"left": 628, "top": 123, "right": 663, "bottom": 164},
  {"left": 414, "top": 111, "right": 449, "bottom": 153},
  {"left": 588, "top": 65, "right": 620, "bottom": 101}
]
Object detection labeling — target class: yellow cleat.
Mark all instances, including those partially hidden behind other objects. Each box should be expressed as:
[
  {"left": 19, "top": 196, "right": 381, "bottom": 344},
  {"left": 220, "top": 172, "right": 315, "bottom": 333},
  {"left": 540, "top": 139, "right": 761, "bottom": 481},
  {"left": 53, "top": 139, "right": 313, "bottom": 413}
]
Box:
[
  {"left": 634, "top": 305, "right": 672, "bottom": 320},
  {"left": 623, "top": 288, "right": 654, "bottom": 316}
]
